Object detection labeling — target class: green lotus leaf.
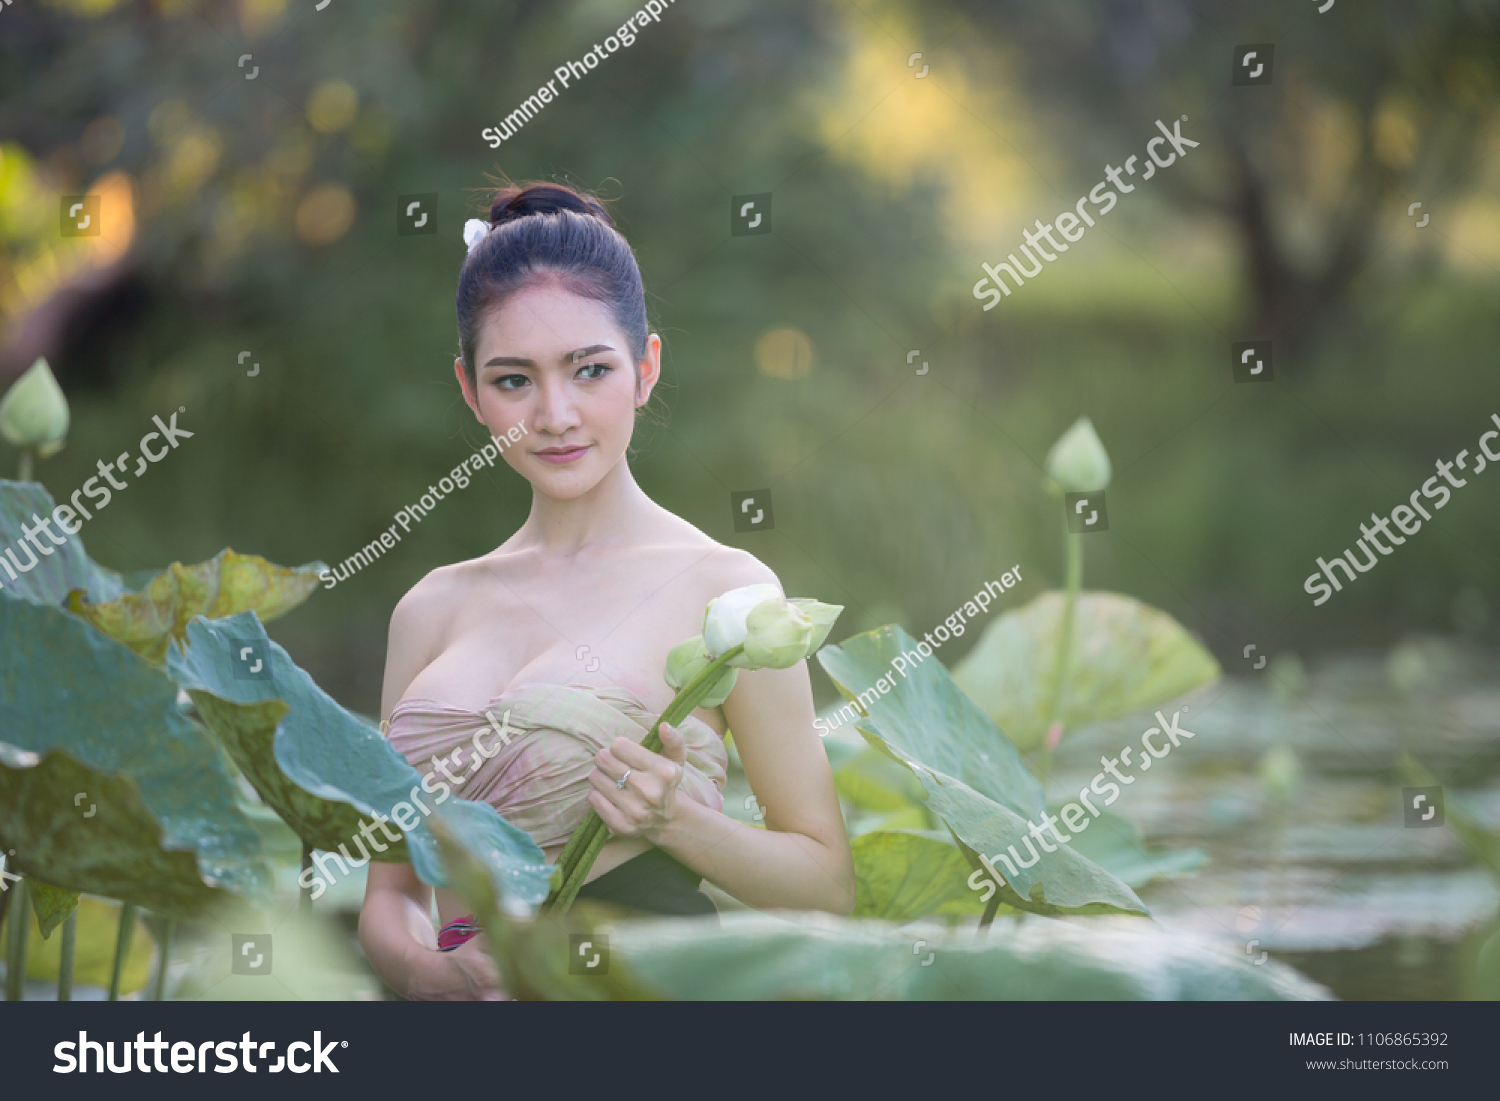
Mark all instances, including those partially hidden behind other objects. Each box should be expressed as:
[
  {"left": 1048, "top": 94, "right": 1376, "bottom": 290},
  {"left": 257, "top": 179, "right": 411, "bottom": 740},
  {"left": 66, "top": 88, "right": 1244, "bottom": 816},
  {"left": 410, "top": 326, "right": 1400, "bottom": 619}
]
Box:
[
  {"left": 818, "top": 625, "right": 1146, "bottom": 917},
  {"left": 0, "top": 594, "right": 273, "bottom": 917},
  {"left": 614, "top": 910, "right": 1329, "bottom": 999},
  {"left": 436, "top": 812, "right": 1322, "bottom": 1000},
  {"left": 65, "top": 549, "right": 326, "bottom": 663},
  {"left": 951, "top": 591, "right": 1221, "bottom": 753},
  {"left": 167, "top": 612, "right": 553, "bottom": 909},
  {"left": 0, "top": 480, "right": 124, "bottom": 606},
  {"left": 851, "top": 831, "right": 977, "bottom": 923},
  {"left": 920, "top": 768, "right": 1147, "bottom": 916},
  {"left": 27, "top": 877, "right": 80, "bottom": 939},
  {"left": 819, "top": 624, "right": 1044, "bottom": 818},
  {"left": 833, "top": 745, "right": 927, "bottom": 812},
  {"left": 1055, "top": 807, "right": 1208, "bottom": 888}
]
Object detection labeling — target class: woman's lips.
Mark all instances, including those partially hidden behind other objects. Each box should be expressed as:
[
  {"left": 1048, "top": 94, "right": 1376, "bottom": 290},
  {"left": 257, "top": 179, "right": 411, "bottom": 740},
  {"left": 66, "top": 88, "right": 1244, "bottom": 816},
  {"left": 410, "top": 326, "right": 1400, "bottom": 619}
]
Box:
[{"left": 534, "top": 445, "right": 590, "bottom": 464}]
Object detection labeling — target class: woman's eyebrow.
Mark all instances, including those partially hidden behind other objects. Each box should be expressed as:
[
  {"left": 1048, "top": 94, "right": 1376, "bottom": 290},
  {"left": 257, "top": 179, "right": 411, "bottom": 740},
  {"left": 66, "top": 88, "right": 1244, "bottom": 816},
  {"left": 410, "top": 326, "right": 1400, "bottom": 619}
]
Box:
[{"left": 483, "top": 344, "right": 615, "bottom": 368}]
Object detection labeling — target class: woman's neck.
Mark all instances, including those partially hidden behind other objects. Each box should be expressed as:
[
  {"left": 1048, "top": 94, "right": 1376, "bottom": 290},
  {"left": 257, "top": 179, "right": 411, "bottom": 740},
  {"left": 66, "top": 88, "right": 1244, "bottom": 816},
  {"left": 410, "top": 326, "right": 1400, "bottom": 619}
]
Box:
[{"left": 516, "top": 457, "right": 655, "bottom": 557}]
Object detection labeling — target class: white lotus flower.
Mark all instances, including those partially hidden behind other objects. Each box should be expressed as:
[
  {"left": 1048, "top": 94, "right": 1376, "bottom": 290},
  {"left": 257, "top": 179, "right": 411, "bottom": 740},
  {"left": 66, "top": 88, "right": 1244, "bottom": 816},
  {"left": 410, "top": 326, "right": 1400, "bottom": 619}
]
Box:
[{"left": 703, "top": 583, "right": 783, "bottom": 665}]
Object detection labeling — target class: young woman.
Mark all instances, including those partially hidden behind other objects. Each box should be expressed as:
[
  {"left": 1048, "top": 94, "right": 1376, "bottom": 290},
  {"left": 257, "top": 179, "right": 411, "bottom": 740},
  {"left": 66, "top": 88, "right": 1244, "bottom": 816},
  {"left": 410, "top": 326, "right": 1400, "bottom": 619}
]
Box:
[{"left": 357, "top": 182, "right": 855, "bottom": 1000}]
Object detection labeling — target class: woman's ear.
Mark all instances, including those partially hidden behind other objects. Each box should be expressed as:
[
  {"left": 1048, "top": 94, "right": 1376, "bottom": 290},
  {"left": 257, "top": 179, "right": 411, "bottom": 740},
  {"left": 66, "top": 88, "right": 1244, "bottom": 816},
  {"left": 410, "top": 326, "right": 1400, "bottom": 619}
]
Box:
[
  {"left": 634, "top": 333, "right": 663, "bottom": 407},
  {"left": 455, "top": 359, "right": 484, "bottom": 422}
]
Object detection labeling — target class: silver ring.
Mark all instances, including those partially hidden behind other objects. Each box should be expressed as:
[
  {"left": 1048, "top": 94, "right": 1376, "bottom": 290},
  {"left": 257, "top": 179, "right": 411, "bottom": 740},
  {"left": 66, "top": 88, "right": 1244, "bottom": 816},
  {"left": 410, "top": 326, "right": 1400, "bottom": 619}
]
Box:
[{"left": 615, "top": 768, "right": 632, "bottom": 790}]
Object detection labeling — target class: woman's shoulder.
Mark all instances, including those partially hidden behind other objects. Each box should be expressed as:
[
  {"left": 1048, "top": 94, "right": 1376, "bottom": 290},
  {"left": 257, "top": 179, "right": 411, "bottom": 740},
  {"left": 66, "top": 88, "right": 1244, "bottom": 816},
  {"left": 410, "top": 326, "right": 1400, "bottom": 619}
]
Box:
[
  {"left": 649, "top": 511, "right": 782, "bottom": 595},
  {"left": 388, "top": 553, "right": 513, "bottom": 633}
]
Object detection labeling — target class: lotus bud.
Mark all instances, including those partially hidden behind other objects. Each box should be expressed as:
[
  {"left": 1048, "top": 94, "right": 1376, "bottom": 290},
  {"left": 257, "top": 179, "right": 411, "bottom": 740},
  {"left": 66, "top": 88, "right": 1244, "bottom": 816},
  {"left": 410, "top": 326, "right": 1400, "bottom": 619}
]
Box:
[
  {"left": 788, "top": 598, "right": 843, "bottom": 654},
  {"left": 703, "top": 583, "right": 783, "bottom": 660},
  {"left": 0, "top": 357, "right": 70, "bottom": 458},
  {"left": 1044, "top": 416, "right": 1110, "bottom": 493},
  {"left": 664, "top": 635, "right": 738, "bottom": 707},
  {"left": 741, "top": 599, "right": 814, "bottom": 669}
]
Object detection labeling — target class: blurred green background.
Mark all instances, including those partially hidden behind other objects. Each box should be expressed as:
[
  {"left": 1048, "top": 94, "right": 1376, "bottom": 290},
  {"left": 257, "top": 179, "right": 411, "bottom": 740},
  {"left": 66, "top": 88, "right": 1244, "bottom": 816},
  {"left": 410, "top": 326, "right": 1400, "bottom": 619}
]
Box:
[{"left": 3, "top": 0, "right": 1498, "bottom": 708}]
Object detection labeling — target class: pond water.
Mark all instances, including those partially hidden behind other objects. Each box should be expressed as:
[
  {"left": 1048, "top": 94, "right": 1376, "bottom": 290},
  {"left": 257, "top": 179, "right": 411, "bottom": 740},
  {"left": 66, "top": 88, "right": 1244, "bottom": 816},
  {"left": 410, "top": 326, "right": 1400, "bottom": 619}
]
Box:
[{"left": 1048, "top": 642, "right": 1500, "bottom": 1000}]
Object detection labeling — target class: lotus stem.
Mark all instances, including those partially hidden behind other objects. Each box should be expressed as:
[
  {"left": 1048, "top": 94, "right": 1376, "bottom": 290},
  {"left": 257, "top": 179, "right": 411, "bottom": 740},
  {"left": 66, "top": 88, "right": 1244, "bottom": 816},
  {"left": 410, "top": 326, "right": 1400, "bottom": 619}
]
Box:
[
  {"left": 978, "top": 892, "right": 1002, "bottom": 932},
  {"left": 4, "top": 878, "right": 28, "bottom": 1000},
  {"left": 300, "top": 844, "right": 314, "bottom": 916},
  {"left": 150, "top": 917, "right": 176, "bottom": 1001},
  {"left": 57, "top": 910, "right": 77, "bottom": 1001},
  {"left": 108, "top": 903, "right": 136, "bottom": 1002},
  {"left": 547, "top": 646, "right": 744, "bottom": 914},
  {"left": 1038, "top": 530, "right": 1083, "bottom": 784},
  {"left": 17, "top": 448, "right": 34, "bottom": 483}
]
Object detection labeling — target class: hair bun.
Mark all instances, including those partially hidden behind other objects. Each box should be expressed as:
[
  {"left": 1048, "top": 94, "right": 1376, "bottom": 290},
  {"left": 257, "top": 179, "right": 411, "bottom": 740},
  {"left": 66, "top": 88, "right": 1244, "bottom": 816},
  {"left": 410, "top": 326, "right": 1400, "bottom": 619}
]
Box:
[{"left": 489, "top": 183, "right": 614, "bottom": 229}]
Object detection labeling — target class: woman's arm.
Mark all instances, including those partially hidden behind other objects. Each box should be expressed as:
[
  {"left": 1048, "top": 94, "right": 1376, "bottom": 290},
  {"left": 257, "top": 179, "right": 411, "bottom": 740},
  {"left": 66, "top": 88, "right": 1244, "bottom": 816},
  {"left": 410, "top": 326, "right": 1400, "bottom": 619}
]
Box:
[
  {"left": 588, "top": 657, "right": 856, "bottom": 915},
  {"left": 357, "top": 579, "right": 507, "bottom": 999}
]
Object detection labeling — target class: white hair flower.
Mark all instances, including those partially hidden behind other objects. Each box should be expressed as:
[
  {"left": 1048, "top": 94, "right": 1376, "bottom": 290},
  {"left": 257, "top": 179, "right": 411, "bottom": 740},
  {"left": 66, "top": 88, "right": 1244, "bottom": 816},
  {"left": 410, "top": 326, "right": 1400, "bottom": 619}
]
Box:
[{"left": 463, "top": 218, "right": 491, "bottom": 254}]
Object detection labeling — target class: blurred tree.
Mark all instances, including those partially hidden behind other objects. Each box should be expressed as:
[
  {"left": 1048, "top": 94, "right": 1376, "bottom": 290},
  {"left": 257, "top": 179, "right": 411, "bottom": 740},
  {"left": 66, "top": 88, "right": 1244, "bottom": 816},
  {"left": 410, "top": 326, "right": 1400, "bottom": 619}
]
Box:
[{"left": 932, "top": 0, "right": 1500, "bottom": 348}]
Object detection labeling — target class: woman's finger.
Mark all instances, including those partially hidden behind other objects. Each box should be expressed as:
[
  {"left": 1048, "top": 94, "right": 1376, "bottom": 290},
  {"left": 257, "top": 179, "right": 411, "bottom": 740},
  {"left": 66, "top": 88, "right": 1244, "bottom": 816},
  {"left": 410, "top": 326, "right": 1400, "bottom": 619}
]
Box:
[
  {"left": 588, "top": 788, "right": 635, "bottom": 836},
  {"left": 587, "top": 767, "right": 639, "bottom": 811},
  {"left": 610, "top": 732, "right": 686, "bottom": 781},
  {"left": 656, "top": 722, "right": 689, "bottom": 766}
]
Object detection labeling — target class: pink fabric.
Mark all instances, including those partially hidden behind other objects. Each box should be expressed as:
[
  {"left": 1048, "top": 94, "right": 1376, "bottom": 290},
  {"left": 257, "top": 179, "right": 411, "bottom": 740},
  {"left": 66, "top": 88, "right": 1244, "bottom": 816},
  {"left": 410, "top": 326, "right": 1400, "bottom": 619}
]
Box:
[{"left": 386, "top": 683, "right": 728, "bottom": 850}]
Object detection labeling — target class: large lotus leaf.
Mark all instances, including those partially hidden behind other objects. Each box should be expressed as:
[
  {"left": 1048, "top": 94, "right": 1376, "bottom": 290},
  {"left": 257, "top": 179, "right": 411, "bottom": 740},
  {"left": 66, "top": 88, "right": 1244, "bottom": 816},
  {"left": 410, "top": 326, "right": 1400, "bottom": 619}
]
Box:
[
  {"left": 923, "top": 767, "right": 1147, "bottom": 915},
  {"left": 434, "top": 813, "right": 1321, "bottom": 1001},
  {"left": 834, "top": 745, "right": 928, "bottom": 812},
  {"left": 1057, "top": 807, "right": 1208, "bottom": 888},
  {"left": 819, "top": 624, "right": 1044, "bottom": 818},
  {"left": 0, "top": 593, "right": 273, "bottom": 917},
  {"left": 167, "top": 612, "right": 553, "bottom": 909},
  {"left": 0, "top": 480, "right": 124, "bottom": 605},
  {"left": 27, "top": 877, "right": 81, "bottom": 938},
  {"left": 66, "top": 549, "right": 326, "bottom": 663},
  {"left": 22, "top": 896, "right": 154, "bottom": 992},
  {"left": 818, "top": 626, "right": 1147, "bottom": 916},
  {"left": 951, "top": 591, "right": 1221, "bottom": 753},
  {"left": 609, "top": 911, "right": 1330, "bottom": 1000},
  {"left": 851, "top": 831, "right": 978, "bottom": 923}
]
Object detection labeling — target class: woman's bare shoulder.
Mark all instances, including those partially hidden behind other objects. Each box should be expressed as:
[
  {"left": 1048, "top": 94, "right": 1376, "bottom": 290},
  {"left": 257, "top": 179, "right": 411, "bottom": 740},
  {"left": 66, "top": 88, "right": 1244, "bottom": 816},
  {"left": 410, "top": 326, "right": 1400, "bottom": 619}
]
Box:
[
  {"left": 391, "top": 551, "right": 520, "bottom": 628},
  {"left": 650, "top": 511, "right": 782, "bottom": 594}
]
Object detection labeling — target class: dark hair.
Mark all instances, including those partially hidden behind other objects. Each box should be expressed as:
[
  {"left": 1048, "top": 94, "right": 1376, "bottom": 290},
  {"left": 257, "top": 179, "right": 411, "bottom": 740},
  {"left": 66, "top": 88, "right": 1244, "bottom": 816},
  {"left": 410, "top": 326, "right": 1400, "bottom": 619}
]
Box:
[{"left": 456, "top": 181, "right": 649, "bottom": 390}]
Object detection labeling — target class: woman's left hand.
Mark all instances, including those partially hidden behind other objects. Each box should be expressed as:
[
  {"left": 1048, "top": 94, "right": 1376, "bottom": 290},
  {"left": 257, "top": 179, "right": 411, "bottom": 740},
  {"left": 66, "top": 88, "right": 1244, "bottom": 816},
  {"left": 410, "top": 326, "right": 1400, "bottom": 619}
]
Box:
[{"left": 588, "top": 723, "right": 690, "bottom": 843}]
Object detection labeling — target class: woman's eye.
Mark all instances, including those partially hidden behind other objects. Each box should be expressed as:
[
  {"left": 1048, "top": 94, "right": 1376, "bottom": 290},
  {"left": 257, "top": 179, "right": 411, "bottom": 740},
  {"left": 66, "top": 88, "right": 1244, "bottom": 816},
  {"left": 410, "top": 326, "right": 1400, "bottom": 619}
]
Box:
[
  {"left": 577, "top": 362, "right": 612, "bottom": 380},
  {"left": 494, "top": 374, "right": 530, "bottom": 390}
]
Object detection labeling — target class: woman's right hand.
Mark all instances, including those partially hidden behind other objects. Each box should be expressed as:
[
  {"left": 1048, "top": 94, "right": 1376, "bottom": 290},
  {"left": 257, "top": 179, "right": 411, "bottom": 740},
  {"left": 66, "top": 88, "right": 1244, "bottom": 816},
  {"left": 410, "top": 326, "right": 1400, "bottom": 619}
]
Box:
[{"left": 404, "top": 935, "right": 508, "bottom": 1001}]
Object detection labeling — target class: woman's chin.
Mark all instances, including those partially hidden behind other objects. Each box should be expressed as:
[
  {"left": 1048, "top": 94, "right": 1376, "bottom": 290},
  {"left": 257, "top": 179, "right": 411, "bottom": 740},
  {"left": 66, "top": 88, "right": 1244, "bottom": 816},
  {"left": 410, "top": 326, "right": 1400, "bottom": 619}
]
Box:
[{"left": 525, "top": 465, "right": 608, "bottom": 499}]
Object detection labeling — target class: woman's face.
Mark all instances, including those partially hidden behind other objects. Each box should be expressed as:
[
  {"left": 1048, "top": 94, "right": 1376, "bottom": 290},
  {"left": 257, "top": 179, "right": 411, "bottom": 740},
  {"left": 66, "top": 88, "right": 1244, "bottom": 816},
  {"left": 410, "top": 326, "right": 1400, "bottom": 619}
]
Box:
[{"left": 456, "top": 279, "right": 659, "bottom": 500}]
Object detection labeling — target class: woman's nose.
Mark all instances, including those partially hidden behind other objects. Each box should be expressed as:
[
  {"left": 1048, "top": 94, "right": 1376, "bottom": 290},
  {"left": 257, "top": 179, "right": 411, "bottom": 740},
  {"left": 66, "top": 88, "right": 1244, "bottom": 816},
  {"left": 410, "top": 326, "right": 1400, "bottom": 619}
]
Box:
[{"left": 533, "top": 378, "right": 581, "bottom": 433}]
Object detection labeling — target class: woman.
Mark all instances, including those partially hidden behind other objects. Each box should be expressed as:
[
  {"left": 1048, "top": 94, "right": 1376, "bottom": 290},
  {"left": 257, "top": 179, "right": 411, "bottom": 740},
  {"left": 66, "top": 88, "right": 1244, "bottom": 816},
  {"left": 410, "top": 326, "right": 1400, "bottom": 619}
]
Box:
[{"left": 357, "top": 182, "right": 856, "bottom": 1000}]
